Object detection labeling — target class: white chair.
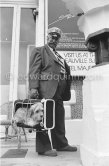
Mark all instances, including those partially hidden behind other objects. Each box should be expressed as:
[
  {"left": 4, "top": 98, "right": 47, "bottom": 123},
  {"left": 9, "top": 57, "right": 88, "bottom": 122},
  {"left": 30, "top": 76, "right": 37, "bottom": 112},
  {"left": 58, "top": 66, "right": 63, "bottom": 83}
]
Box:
[{"left": 0, "top": 102, "right": 13, "bottom": 141}]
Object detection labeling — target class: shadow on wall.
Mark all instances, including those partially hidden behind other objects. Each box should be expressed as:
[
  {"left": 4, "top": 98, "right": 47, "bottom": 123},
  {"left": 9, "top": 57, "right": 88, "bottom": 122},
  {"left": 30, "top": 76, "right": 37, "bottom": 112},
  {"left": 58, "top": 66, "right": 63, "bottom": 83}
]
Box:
[{"left": 71, "top": 78, "right": 83, "bottom": 119}]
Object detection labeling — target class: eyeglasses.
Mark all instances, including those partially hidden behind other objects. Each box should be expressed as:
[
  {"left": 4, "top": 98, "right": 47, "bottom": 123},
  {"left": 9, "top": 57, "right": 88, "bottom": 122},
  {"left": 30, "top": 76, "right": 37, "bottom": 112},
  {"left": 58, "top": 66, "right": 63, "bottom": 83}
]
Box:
[
  {"left": 52, "top": 35, "right": 60, "bottom": 41},
  {"left": 49, "top": 33, "right": 60, "bottom": 41}
]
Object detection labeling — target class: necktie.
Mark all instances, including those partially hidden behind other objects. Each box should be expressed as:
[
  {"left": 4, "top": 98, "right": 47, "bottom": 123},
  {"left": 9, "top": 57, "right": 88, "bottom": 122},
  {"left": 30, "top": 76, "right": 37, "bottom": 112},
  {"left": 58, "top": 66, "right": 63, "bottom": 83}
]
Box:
[{"left": 53, "top": 50, "right": 66, "bottom": 74}]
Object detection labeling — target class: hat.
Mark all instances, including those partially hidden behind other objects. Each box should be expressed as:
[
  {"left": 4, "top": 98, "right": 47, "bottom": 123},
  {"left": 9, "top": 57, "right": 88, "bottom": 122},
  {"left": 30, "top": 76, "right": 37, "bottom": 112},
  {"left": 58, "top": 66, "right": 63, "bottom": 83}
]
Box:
[{"left": 47, "top": 27, "right": 62, "bottom": 37}]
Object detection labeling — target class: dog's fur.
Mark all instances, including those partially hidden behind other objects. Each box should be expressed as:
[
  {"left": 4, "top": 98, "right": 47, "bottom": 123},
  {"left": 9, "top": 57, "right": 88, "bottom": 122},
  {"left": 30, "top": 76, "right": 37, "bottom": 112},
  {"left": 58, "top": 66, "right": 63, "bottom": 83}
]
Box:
[{"left": 12, "top": 102, "right": 44, "bottom": 133}]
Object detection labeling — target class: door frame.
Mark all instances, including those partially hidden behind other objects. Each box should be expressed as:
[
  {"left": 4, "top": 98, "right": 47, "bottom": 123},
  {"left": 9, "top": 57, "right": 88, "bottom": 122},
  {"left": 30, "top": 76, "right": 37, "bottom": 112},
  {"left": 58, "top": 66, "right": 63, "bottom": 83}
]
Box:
[{"left": 0, "top": 1, "right": 38, "bottom": 103}]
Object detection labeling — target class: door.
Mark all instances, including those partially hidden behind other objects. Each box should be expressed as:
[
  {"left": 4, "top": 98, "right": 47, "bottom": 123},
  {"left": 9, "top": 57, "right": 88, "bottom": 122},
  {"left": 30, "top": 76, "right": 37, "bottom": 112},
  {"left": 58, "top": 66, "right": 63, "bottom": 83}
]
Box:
[
  {"left": 0, "top": 3, "right": 37, "bottom": 105},
  {"left": 18, "top": 8, "right": 36, "bottom": 99},
  {"left": 0, "top": 6, "right": 14, "bottom": 105}
]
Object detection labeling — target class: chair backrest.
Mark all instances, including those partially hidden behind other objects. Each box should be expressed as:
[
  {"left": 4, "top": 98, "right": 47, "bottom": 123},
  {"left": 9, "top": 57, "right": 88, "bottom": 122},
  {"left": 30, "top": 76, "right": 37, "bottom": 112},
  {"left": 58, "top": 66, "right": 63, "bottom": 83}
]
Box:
[{"left": 0, "top": 102, "right": 13, "bottom": 120}]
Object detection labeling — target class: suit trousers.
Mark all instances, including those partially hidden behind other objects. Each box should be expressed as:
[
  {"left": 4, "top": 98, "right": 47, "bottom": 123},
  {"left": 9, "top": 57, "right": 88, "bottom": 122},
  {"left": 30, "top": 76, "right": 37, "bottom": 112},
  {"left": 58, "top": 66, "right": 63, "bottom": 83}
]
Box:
[{"left": 36, "top": 77, "right": 68, "bottom": 152}]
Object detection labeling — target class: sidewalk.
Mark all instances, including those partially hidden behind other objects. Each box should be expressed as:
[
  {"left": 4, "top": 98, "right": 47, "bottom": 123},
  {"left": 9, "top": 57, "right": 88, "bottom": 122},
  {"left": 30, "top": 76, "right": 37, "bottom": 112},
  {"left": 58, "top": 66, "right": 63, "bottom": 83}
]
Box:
[{"left": 0, "top": 130, "right": 82, "bottom": 166}]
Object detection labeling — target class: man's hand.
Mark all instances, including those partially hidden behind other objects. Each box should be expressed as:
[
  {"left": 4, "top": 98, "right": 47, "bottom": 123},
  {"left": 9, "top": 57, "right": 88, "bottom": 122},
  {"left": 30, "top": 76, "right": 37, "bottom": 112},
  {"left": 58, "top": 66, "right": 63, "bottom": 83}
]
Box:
[{"left": 29, "top": 89, "right": 39, "bottom": 99}]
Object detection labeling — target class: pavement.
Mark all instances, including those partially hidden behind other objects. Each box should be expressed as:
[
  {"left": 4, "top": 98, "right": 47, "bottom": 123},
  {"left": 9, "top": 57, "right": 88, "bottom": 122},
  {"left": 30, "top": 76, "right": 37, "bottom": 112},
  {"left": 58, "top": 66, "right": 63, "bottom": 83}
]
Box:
[{"left": 0, "top": 129, "right": 82, "bottom": 166}]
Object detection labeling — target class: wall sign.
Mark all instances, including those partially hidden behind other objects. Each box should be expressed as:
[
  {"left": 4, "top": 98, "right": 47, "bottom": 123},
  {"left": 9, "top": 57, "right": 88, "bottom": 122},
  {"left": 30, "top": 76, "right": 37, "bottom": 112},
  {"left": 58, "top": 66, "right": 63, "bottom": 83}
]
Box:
[{"left": 58, "top": 51, "right": 95, "bottom": 76}]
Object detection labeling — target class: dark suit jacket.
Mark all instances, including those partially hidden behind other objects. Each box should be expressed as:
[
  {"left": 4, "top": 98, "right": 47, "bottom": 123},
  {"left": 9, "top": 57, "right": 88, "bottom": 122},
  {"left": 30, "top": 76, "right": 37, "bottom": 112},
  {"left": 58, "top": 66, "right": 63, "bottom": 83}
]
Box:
[{"left": 29, "top": 44, "right": 71, "bottom": 101}]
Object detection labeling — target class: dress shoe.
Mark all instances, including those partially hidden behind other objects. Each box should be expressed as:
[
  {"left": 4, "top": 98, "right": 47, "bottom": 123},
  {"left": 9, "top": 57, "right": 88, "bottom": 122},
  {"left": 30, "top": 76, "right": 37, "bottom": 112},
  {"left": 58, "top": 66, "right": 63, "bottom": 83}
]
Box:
[
  {"left": 57, "top": 145, "right": 77, "bottom": 152},
  {"left": 38, "top": 149, "right": 57, "bottom": 157}
]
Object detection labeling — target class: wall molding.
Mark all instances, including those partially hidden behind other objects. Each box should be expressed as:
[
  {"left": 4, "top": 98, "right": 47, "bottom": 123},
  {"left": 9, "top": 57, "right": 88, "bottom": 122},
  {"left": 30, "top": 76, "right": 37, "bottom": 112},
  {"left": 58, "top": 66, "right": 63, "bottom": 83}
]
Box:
[{"left": 0, "top": 0, "right": 38, "bottom": 6}]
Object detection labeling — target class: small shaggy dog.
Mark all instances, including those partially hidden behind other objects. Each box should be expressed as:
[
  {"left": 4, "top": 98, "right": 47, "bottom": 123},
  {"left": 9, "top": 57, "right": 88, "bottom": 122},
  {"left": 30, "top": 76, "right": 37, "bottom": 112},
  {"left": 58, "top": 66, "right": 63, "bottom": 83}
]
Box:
[{"left": 12, "top": 102, "right": 44, "bottom": 133}]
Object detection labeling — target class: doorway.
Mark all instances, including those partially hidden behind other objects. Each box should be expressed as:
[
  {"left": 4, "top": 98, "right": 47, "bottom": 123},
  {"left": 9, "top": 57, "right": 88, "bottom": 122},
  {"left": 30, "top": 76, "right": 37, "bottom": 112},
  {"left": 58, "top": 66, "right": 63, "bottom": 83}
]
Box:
[{"left": 0, "top": 3, "right": 37, "bottom": 105}]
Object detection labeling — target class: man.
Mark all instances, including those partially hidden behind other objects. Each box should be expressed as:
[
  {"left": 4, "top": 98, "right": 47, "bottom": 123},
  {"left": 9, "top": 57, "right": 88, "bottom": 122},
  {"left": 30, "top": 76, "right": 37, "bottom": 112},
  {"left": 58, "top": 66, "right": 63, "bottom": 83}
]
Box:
[{"left": 29, "top": 27, "right": 77, "bottom": 156}]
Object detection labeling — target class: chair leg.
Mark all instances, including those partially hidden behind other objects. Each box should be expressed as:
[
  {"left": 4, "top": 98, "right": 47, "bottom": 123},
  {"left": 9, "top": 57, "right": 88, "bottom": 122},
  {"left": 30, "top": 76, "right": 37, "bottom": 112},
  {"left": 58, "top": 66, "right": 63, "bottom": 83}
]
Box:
[
  {"left": 22, "top": 127, "right": 27, "bottom": 142},
  {"left": 17, "top": 127, "right": 21, "bottom": 149},
  {"left": 5, "top": 126, "right": 9, "bottom": 141}
]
